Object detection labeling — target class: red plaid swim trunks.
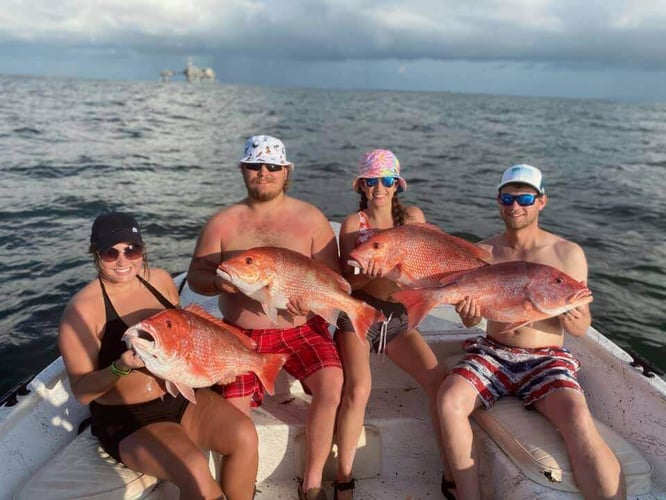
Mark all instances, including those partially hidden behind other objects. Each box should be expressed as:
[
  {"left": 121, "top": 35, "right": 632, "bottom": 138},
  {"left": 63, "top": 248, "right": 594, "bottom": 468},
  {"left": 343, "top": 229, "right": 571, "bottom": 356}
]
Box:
[
  {"left": 452, "top": 335, "right": 583, "bottom": 409},
  {"left": 215, "top": 316, "right": 341, "bottom": 407}
]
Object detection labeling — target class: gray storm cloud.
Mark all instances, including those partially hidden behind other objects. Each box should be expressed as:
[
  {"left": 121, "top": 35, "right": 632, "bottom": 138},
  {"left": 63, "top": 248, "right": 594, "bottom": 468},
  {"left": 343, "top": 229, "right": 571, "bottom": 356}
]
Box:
[{"left": 0, "top": 0, "right": 665, "bottom": 69}]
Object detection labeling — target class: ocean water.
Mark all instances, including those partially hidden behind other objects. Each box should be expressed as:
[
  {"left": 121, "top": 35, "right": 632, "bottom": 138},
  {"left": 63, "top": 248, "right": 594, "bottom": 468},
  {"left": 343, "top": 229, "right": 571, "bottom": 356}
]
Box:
[{"left": 1, "top": 75, "right": 664, "bottom": 397}]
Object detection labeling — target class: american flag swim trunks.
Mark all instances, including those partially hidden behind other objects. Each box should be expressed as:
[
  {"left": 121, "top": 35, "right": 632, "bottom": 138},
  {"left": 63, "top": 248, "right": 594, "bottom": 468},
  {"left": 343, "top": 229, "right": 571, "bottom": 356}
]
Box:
[{"left": 451, "top": 335, "right": 583, "bottom": 409}]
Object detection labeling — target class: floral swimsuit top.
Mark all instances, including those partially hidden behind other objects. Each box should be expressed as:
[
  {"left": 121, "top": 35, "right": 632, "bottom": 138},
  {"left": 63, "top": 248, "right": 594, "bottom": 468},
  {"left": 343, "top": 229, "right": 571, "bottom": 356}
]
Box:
[{"left": 356, "top": 211, "right": 374, "bottom": 246}]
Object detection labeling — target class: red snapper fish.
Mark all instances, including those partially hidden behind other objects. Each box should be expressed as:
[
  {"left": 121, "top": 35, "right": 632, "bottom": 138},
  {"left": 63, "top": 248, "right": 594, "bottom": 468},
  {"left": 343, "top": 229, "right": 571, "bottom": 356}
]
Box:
[
  {"left": 392, "top": 261, "right": 593, "bottom": 332},
  {"left": 216, "top": 247, "right": 386, "bottom": 344},
  {"left": 348, "top": 223, "right": 490, "bottom": 288},
  {"left": 122, "top": 304, "right": 289, "bottom": 404}
]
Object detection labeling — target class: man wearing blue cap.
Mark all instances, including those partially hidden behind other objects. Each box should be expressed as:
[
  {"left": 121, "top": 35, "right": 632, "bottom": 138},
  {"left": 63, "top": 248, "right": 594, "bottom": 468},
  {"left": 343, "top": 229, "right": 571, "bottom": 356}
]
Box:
[{"left": 437, "top": 164, "right": 625, "bottom": 499}]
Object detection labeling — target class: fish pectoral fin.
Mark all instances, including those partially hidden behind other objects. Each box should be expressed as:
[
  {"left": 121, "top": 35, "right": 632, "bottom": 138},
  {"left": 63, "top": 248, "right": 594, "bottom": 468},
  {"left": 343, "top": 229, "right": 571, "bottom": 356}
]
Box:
[
  {"left": 167, "top": 382, "right": 197, "bottom": 404},
  {"left": 253, "top": 287, "right": 280, "bottom": 324},
  {"left": 261, "top": 303, "right": 280, "bottom": 324},
  {"left": 165, "top": 380, "right": 180, "bottom": 398}
]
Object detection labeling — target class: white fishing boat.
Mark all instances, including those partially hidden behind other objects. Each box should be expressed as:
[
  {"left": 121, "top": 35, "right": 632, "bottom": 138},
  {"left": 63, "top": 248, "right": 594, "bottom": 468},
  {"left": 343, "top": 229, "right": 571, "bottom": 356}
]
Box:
[{"left": 1, "top": 223, "right": 664, "bottom": 499}]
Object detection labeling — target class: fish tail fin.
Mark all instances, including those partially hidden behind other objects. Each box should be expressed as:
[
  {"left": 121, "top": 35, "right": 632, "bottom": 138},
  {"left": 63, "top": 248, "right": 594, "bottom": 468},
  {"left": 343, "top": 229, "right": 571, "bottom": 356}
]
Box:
[
  {"left": 392, "top": 289, "right": 441, "bottom": 331},
  {"left": 349, "top": 303, "right": 386, "bottom": 345},
  {"left": 256, "top": 352, "right": 290, "bottom": 396}
]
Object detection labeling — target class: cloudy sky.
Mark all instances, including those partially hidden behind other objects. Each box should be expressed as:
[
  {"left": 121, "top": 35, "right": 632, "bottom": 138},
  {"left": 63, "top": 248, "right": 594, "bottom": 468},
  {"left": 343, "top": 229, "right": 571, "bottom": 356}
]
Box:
[{"left": 1, "top": 0, "right": 665, "bottom": 101}]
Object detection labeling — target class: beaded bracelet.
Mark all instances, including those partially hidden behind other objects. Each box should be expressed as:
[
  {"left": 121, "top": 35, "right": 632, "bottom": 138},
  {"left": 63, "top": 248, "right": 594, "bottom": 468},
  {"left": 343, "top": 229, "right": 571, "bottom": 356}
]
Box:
[{"left": 110, "top": 361, "right": 132, "bottom": 377}]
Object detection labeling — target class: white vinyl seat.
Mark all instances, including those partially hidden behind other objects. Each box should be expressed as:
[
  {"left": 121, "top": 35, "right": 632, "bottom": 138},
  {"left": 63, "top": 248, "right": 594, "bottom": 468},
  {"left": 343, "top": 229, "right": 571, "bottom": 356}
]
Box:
[
  {"left": 443, "top": 355, "right": 652, "bottom": 495},
  {"left": 15, "top": 427, "right": 160, "bottom": 500}
]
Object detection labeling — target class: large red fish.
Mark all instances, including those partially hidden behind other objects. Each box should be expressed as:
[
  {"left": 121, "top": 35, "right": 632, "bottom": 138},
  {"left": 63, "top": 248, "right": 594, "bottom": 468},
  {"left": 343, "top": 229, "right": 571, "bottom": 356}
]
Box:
[
  {"left": 392, "top": 261, "right": 593, "bottom": 332},
  {"left": 216, "top": 247, "right": 386, "bottom": 344},
  {"left": 348, "top": 223, "right": 490, "bottom": 288},
  {"left": 122, "top": 304, "right": 288, "bottom": 404}
]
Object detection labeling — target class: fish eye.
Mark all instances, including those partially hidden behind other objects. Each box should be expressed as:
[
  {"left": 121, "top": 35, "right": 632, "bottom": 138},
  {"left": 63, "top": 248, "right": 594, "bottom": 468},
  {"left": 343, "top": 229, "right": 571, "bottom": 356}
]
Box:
[
  {"left": 373, "top": 242, "right": 380, "bottom": 249},
  {"left": 166, "top": 320, "right": 172, "bottom": 328},
  {"left": 555, "top": 278, "right": 563, "bottom": 284},
  {"left": 245, "top": 257, "right": 253, "bottom": 264}
]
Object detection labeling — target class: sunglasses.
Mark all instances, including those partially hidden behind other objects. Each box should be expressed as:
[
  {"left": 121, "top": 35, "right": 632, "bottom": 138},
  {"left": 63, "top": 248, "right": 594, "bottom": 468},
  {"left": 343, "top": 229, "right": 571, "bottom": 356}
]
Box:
[
  {"left": 363, "top": 177, "right": 397, "bottom": 188},
  {"left": 499, "top": 193, "right": 539, "bottom": 206},
  {"left": 243, "top": 163, "right": 284, "bottom": 172},
  {"left": 98, "top": 244, "right": 144, "bottom": 263}
]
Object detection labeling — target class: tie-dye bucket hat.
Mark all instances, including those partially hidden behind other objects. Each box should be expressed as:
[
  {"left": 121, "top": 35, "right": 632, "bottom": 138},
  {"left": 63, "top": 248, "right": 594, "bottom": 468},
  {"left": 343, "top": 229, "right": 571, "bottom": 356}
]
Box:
[
  {"left": 352, "top": 149, "right": 407, "bottom": 193},
  {"left": 239, "top": 135, "right": 294, "bottom": 170}
]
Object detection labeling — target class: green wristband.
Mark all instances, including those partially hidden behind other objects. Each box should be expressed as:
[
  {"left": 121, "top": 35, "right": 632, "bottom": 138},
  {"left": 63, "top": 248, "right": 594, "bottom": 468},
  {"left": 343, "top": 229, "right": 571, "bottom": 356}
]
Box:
[{"left": 110, "top": 361, "right": 132, "bottom": 377}]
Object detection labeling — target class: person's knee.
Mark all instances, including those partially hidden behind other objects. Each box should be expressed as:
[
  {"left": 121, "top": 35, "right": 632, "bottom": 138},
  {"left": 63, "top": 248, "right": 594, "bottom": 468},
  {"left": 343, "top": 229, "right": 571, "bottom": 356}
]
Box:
[
  {"left": 310, "top": 370, "right": 343, "bottom": 407},
  {"left": 342, "top": 377, "right": 371, "bottom": 408},
  {"left": 437, "top": 379, "right": 474, "bottom": 420},
  {"left": 543, "top": 392, "right": 593, "bottom": 433},
  {"left": 223, "top": 416, "right": 258, "bottom": 456}
]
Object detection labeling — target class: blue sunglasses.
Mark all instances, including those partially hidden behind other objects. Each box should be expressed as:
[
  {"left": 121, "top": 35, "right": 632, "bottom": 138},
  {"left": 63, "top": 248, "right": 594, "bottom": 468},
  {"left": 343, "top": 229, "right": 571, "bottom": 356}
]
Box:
[
  {"left": 499, "top": 193, "right": 539, "bottom": 206},
  {"left": 363, "top": 177, "right": 397, "bottom": 188}
]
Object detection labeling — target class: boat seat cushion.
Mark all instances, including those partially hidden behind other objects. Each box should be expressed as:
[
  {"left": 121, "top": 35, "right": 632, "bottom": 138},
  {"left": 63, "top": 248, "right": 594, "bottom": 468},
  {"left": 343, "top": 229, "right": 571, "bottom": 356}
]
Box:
[
  {"left": 443, "top": 355, "right": 652, "bottom": 494},
  {"left": 15, "top": 427, "right": 160, "bottom": 500}
]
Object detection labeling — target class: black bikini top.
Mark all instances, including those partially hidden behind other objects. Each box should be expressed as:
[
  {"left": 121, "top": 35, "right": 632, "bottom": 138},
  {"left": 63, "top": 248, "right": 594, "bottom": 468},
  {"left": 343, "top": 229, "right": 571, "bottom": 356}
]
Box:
[{"left": 97, "top": 275, "right": 176, "bottom": 369}]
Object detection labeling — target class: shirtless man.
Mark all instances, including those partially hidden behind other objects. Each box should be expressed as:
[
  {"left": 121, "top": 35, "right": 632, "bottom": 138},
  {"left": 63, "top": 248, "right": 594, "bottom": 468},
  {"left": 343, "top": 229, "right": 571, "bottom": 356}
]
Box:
[
  {"left": 187, "top": 135, "right": 343, "bottom": 500},
  {"left": 437, "top": 164, "right": 625, "bottom": 500}
]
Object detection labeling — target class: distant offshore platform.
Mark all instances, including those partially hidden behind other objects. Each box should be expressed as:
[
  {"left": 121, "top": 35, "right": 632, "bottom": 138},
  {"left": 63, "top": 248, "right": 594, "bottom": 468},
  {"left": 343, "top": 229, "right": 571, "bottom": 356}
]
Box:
[{"left": 160, "top": 57, "right": 215, "bottom": 83}]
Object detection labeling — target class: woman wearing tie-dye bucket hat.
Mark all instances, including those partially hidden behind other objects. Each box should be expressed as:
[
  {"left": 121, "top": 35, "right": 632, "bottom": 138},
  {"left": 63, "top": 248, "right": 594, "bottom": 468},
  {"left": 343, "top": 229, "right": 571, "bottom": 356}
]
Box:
[{"left": 333, "top": 150, "right": 442, "bottom": 499}]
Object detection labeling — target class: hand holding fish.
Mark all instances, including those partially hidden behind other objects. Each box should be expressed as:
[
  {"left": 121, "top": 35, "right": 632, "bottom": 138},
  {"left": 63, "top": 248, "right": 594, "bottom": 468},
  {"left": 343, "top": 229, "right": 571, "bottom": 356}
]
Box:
[
  {"left": 213, "top": 275, "right": 238, "bottom": 294},
  {"left": 117, "top": 349, "right": 145, "bottom": 371},
  {"left": 454, "top": 296, "right": 482, "bottom": 328},
  {"left": 286, "top": 296, "right": 310, "bottom": 317},
  {"left": 558, "top": 304, "right": 591, "bottom": 337}
]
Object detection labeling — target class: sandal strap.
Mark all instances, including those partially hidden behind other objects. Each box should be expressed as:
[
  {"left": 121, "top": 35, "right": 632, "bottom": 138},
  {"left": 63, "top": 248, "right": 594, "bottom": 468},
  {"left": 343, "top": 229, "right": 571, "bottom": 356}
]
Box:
[
  {"left": 333, "top": 479, "right": 356, "bottom": 492},
  {"left": 441, "top": 474, "right": 456, "bottom": 500}
]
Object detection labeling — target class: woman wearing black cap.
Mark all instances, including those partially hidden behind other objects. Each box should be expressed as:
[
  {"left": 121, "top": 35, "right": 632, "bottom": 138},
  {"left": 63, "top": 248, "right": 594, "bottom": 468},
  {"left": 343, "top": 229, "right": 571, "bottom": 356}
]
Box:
[{"left": 58, "top": 211, "right": 258, "bottom": 499}]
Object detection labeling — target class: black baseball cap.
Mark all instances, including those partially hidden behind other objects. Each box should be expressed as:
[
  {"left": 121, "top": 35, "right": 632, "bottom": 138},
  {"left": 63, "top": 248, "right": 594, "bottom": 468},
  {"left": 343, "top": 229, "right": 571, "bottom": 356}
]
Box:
[{"left": 90, "top": 212, "right": 143, "bottom": 252}]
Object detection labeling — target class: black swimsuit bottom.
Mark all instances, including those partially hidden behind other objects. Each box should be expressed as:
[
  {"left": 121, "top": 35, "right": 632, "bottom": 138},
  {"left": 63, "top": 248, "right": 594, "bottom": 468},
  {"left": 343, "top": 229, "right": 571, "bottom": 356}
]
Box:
[{"left": 90, "top": 394, "right": 189, "bottom": 463}]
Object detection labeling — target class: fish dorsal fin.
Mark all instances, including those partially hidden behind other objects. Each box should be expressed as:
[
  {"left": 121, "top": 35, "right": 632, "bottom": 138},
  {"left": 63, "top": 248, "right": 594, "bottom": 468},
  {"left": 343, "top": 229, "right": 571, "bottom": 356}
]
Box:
[
  {"left": 419, "top": 222, "right": 446, "bottom": 233},
  {"left": 184, "top": 304, "right": 226, "bottom": 325},
  {"left": 184, "top": 304, "right": 256, "bottom": 349},
  {"left": 448, "top": 235, "right": 492, "bottom": 262}
]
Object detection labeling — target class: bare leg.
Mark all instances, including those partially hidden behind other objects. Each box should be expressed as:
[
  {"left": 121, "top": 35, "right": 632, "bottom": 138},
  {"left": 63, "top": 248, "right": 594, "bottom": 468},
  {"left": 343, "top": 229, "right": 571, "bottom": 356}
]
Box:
[
  {"left": 437, "top": 374, "right": 484, "bottom": 500},
  {"left": 119, "top": 422, "right": 224, "bottom": 499},
  {"left": 300, "top": 366, "right": 344, "bottom": 492},
  {"left": 334, "top": 330, "right": 372, "bottom": 496},
  {"left": 183, "top": 389, "right": 258, "bottom": 500},
  {"left": 534, "top": 391, "right": 625, "bottom": 499},
  {"left": 385, "top": 329, "right": 448, "bottom": 466}
]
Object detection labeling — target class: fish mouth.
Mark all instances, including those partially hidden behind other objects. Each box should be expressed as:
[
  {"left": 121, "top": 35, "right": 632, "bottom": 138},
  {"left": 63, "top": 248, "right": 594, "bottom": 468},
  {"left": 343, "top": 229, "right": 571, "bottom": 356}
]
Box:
[
  {"left": 122, "top": 324, "right": 157, "bottom": 350},
  {"left": 347, "top": 259, "right": 363, "bottom": 274},
  {"left": 570, "top": 288, "right": 594, "bottom": 306},
  {"left": 216, "top": 267, "right": 232, "bottom": 281}
]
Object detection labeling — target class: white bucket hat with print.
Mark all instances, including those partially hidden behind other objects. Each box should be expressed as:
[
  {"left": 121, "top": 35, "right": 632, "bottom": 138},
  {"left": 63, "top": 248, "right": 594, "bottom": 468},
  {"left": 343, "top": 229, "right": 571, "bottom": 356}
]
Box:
[{"left": 240, "top": 135, "right": 294, "bottom": 170}]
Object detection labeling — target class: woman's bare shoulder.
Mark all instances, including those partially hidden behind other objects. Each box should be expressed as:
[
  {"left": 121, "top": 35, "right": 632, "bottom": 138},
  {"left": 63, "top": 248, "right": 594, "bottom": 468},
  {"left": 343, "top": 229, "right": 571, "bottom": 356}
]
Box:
[{"left": 404, "top": 205, "right": 426, "bottom": 223}]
